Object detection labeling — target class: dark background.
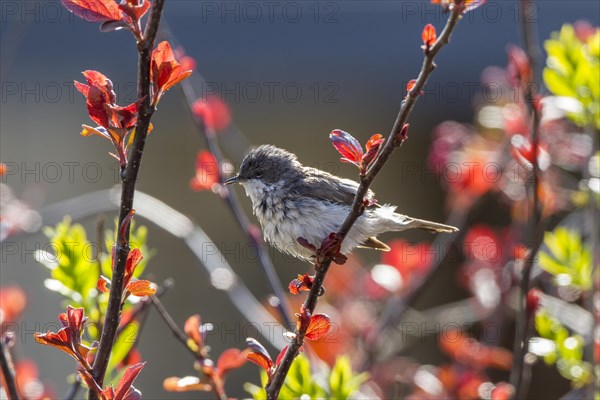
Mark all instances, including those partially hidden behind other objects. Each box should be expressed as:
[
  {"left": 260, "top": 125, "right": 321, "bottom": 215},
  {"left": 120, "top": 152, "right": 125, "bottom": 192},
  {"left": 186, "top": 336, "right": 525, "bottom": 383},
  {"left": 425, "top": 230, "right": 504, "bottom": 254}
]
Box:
[{"left": 1, "top": 0, "right": 599, "bottom": 398}]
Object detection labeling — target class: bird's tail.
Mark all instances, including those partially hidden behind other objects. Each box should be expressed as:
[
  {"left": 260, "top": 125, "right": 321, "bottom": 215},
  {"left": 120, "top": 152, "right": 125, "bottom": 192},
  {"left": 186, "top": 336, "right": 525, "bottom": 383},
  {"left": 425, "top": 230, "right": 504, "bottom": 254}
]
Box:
[
  {"left": 375, "top": 205, "right": 459, "bottom": 233},
  {"left": 405, "top": 217, "right": 458, "bottom": 233}
]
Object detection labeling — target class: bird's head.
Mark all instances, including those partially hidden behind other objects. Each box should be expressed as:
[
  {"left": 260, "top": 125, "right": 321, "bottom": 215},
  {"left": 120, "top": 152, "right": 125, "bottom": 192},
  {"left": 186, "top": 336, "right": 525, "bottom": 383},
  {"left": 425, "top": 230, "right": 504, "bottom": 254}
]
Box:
[{"left": 225, "top": 145, "right": 302, "bottom": 186}]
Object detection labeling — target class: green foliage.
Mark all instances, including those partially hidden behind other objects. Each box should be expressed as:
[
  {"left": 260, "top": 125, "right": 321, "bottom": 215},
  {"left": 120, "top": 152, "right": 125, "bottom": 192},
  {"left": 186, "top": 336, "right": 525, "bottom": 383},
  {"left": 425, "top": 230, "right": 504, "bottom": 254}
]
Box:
[
  {"left": 36, "top": 217, "right": 153, "bottom": 379},
  {"left": 38, "top": 217, "right": 100, "bottom": 310},
  {"left": 543, "top": 24, "right": 600, "bottom": 129},
  {"left": 534, "top": 311, "right": 593, "bottom": 387},
  {"left": 538, "top": 227, "right": 592, "bottom": 291},
  {"left": 244, "top": 355, "right": 368, "bottom": 399}
]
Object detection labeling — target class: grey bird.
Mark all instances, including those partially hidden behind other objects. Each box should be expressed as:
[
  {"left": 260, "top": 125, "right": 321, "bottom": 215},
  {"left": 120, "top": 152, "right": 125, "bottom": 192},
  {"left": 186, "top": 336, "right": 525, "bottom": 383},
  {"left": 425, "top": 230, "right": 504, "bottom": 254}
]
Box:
[{"left": 225, "top": 145, "right": 458, "bottom": 261}]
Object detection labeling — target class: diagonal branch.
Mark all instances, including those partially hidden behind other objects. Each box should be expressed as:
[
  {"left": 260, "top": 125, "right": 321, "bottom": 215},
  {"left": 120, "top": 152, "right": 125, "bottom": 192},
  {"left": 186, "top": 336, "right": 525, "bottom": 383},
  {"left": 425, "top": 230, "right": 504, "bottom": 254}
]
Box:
[
  {"left": 265, "top": 5, "right": 465, "bottom": 398},
  {"left": 90, "top": 0, "right": 166, "bottom": 393}
]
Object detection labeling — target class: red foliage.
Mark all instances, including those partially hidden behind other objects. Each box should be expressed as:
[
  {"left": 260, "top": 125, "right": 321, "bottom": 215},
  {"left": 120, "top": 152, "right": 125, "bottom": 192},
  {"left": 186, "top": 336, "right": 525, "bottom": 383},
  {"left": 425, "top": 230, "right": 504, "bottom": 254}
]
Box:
[
  {"left": 35, "top": 306, "right": 92, "bottom": 366},
  {"left": 192, "top": 96, "right": 232, "bottom": 133},
  {"left": 189, "top": 150, "right": 220, "bottom": 191},
  {"left": 150, "top": 41, "right": 192, "bottom": 106},
  {"left": 305, "top": 313, "right": 332, "bottom": 341},
  {"left": 422, "top": 24, "right": 437, "bottom": 50},
  {"left": 245, "top": 337, "right": 274, "bottom": 374},
  {"left": 216, "top": 348, "right": 248, "bottom": 378},
  {"left": 289, "top": 274, "right": 315, "bottom": 295},
  {"left": 184, "top": 314, "right": 203, "bottom": 349},
  {"left": 61, "top": 0, "right": 123, "bottom": 23},
  {"left": 330, "top": 130, "right": 384, "bottom": 175},
  {"left": 76, "top": 70, "right": 140, "bottom": 130},
  {"left": 102, "top": 362, "right": 145, "bottom": 400}
]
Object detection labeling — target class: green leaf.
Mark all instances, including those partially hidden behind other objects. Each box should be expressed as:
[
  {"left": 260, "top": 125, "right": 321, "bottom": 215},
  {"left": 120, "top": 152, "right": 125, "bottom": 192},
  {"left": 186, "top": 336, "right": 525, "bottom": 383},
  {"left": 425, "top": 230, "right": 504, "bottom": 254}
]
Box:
[
  {"left": 39, "top": 217, "right": 100, "bottom": 309},
  {"left": 538, "top": 227, "right": 592, "bottom": 290}
]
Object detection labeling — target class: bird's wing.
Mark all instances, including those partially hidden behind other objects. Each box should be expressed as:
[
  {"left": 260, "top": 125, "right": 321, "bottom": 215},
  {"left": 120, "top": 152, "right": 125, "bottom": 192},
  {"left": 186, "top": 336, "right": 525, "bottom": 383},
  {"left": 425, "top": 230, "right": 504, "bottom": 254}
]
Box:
[{"left": 292, "top": 167, "right": 377, "bottom": 207}]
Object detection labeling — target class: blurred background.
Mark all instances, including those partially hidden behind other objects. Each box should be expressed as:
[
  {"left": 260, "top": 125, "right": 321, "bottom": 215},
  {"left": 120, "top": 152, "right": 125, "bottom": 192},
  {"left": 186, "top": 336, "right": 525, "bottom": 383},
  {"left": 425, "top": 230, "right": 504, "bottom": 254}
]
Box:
[{"left": 1, "top": 0, "right": 599, "bottom": 398}]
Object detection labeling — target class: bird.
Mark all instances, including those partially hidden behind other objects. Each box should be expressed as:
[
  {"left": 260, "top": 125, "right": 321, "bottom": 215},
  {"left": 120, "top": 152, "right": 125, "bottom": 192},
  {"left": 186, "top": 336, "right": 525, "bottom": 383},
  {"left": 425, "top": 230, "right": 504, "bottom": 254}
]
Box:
[{"left": 225, "top": 145, "right": 458, "bottom": 261}]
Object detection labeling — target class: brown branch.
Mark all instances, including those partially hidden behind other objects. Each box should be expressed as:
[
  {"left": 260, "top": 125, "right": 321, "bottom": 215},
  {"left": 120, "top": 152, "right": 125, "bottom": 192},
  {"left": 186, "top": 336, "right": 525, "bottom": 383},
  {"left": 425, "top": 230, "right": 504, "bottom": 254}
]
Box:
[
  {"left": 509, "top": 0, "right": 543, "bottom": 397},
  {"left": 0, "top": 338, "right": 19, "bottom": 400},
  {"left": 265, "top": 6, "right": 465, "bottom": 398},
  {"left": 90, "top": 0, "right": 166, "bottom": 395}
]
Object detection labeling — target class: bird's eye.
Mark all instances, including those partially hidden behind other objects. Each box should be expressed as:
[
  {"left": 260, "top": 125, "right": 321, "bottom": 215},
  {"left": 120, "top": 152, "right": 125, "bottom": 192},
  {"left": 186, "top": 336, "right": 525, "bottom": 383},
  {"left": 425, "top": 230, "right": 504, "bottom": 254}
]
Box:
[{"left": 255, "top": 170, "right": 263, "bottom": 178}]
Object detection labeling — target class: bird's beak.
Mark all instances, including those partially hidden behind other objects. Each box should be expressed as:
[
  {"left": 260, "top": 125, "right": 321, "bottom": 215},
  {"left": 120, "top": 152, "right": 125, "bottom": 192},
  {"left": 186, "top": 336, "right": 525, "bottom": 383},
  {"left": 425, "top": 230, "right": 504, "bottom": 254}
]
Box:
[{"left": 224, "top": 175, "right": 240, "bottom": 185}]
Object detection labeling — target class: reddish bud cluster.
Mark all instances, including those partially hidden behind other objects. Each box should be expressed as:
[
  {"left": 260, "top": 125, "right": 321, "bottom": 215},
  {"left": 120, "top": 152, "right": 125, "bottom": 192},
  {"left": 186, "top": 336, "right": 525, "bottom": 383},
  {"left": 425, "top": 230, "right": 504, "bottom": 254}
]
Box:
[
  {"left": 35, "top": 306, "right": 145, "bottom": 399},
  {"left": 289, "top": 274, "right": 315, "bottom": 295},
  {"left": 422, "top": 24, "right": 437, "bottom": 51},
  {"left": 330, "top": 130, "right": 385, "bottom": 175},
  {"left": 192, "top": 96, "right": 232, "bottom": 134}
]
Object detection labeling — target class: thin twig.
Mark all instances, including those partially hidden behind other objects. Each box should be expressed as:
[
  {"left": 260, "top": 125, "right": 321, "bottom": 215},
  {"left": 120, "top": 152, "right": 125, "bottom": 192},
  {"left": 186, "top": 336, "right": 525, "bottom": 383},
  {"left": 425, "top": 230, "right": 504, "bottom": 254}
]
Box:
[
  {"left": 509, "top": 0, "right": 543, "bottom": 398},
  {"left": 150, "top": 296, "right": 198, "bottom": 359},
  {"left": 265, "top": 5, "right": 465, "bottom": 398},
  {"left": 90, "top": 0, "right": 166, "bottom": 394},
  {"left": 0, "top": 339, "right": 20, "bottom": 400},
  {"left": 150, "top": 296, "right": 228, "bottom": 400}
]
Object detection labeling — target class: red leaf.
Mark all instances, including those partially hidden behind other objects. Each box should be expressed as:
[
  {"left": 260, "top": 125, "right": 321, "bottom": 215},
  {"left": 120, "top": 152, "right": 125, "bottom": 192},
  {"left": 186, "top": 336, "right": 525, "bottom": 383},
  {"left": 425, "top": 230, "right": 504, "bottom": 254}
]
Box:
[
  {"left": 35, "top": 307, "right": 90, "bottom": 364},
  {"left": 422, "top": 24, "right": 437, "bottom": 49},
  {"left": 296, "top": 305, "right": 312, "bottom": 333},
  {"left": 126, "top": 280, "right": 156, "bottom": 297},
  {"left": 61, "top": 0, "right": 123, "bottom": 22},
  {"left": 192, "top": 96, "right": 232, "bottom": 133},
  {"left": 216, "top": 348, "right": 249, "bottom": 378},
  {"left": 97, "top": 276, "right": 111, "bottom": 293},
  {"left": 118, "top": 0, "right": 151, "bottom": 22},
  {"left": 123, "top": 248, "right": 143, "bottom": 289},
  {"left": 330, "top": 129, "right": 363, "bottom": 166},
  {"left": 119, "top": 209, "right": 136, "bottom": 244},
  {"left": 288, "top": 274, "right": 314, "bottom": 295},
  {"left": 361, "top": 133, "right": 384, "bottom": 169},
  {"left": 190, "top": 150, "right": 220, "bottom": 191},
  {"left": 245, "top": 338, "right": 273, "bottom": 373},
  {"left": 113, "top": 362, "right": 145, "bottom": 400},
  {"left": 305, "top": 313, "right": 331, "bottom": 341},
  {"left": 151, "top": 41, "right": 193, "bottom": 106},
  {"left": 275, "top": 346, "right": 288, "bottom": 367},
  {"left": 184, "top": 315, "right": 203, "bottom": 349}
]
